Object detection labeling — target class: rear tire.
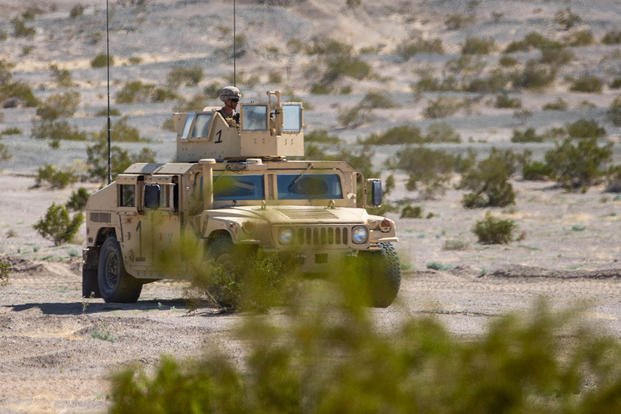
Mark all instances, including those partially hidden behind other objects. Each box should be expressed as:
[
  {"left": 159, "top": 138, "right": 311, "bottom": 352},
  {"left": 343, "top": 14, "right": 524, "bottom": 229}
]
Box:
[
  {"left": 97, "top": 236, "right": 142, "bottom": 303},
  {"left": 358, "top": 242, "right": 401, "bottom": 308}
]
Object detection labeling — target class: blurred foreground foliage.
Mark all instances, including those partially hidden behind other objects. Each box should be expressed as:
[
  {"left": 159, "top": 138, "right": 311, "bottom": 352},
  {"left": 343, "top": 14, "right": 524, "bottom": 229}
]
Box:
[{"left": 110, "top": 238, "right": 621, "bottom": 413}]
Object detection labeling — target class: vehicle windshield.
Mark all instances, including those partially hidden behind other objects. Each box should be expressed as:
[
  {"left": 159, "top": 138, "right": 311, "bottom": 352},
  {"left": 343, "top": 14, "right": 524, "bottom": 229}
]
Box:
[
  {"left": 213, "top": 175, "right": 265, "bottom": 201},
  {"left": 277, "top": 174, "right": 343, "bottom": 199}
]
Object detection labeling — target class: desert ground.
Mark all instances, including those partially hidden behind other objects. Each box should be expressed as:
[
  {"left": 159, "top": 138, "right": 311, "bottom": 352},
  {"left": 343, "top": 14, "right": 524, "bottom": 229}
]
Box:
[{"left": 1, "top": 0, "right": 621, "bottom": 412}]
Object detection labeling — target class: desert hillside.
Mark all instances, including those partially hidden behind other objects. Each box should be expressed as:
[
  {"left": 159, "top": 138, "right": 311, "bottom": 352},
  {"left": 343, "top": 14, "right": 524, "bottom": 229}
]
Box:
[{"left": 1, "top": 0, "right": 620, "bottom": 262}]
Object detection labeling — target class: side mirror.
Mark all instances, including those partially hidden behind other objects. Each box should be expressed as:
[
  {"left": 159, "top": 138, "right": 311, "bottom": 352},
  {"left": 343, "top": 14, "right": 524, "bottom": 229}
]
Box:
[
  {"left": 368, "top": 179, "right": 382, "bottom": 207},
  {"left": 144, "top": 184, "right": 161, "bottom": 209}
]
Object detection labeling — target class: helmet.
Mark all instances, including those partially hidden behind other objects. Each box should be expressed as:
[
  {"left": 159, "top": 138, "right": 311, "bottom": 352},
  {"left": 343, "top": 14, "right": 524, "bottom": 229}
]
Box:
[{"left": 218, "top": 85, "right": 242, "bottom": 102}]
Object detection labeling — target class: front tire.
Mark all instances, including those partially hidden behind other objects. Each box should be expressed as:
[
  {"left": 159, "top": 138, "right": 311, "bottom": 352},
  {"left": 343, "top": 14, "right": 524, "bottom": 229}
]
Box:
[
  {"left": 358, "top": 242, "right": 401, "bottom": 308},
  {"left": 98, "top": 236, "right": 142, "bottom": 303}
]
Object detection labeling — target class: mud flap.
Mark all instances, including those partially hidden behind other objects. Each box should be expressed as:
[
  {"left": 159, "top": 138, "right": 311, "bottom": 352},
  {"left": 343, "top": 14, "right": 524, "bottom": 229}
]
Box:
[{"left": 82, "top": 248, "right": 101, "bottom": 298}]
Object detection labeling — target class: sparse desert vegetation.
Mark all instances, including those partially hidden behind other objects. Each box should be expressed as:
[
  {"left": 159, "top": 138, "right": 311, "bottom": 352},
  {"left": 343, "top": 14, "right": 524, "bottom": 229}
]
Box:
[{"left": 1, "top": 1, "right": 621, "bottom": 411}]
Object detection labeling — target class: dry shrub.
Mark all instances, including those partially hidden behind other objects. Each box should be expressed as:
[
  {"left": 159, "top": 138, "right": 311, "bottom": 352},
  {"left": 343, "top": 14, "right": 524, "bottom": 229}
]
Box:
[{"left": 473, "top": 212, "right": 516, "bottom": 244}]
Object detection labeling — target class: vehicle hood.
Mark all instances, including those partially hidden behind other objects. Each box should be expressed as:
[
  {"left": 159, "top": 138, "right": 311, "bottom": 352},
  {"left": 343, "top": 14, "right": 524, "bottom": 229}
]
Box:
[{"left": 207, "top": 205, "right": 371, "bottom": 225}]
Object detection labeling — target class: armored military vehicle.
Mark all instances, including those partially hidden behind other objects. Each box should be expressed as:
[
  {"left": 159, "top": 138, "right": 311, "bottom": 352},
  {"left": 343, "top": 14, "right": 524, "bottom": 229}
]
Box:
[{"left": 82, "top": 90, "right": 400, "bottom": 307}]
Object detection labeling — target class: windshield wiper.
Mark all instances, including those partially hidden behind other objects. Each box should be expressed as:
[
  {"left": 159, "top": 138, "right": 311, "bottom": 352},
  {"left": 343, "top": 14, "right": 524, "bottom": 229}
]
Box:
[{"left": 287, "top": 162, "right": 313, "bottom": 192}]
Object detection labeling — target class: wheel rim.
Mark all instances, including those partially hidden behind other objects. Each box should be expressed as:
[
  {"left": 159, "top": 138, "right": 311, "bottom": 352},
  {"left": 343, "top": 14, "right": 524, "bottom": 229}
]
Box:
[{"left": 103, "top": 251, "right": 120, "bottom": 291}]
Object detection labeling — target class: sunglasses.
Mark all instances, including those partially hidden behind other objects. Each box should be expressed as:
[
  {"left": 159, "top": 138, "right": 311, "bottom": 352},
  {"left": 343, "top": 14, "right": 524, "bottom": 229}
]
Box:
[{"left": 230, "top": 98, "right": 239, "bottom": 103}]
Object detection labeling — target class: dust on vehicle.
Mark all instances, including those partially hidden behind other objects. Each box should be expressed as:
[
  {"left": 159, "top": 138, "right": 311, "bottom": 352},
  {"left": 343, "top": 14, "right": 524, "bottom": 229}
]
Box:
[{"left": 82, "top": 91, "right": 400, "bottom": 307}]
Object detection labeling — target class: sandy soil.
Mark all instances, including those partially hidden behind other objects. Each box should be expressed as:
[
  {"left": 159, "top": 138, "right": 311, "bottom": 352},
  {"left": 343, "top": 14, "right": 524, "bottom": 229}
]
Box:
[
  {"left": 1, "top": 0, "right": 621, "bottom": 412},
  {"left": 1, "top": 171, "right": 620, "bottom": 413}
]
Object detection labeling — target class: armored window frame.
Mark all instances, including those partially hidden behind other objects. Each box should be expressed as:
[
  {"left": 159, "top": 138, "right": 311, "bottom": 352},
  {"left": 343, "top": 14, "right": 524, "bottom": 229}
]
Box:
[{"left": 241, "top": 105, "right": 268, "bottom": 131}]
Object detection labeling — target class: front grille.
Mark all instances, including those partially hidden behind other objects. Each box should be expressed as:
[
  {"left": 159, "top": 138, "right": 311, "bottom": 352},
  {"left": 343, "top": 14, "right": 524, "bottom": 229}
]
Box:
[{"left": 291, "top": 226, "right": 349, "bottom": 246}]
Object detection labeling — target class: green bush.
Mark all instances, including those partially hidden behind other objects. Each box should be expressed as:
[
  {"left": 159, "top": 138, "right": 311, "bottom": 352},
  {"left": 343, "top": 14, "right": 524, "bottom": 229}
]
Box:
[
  {"left": 35, "top": 164, "right": 79, "bottom": 189},
  {"left": 393, "top": 147, "right": 472, "bottom": 198},
  {"left": 173, "top": 93, "right": 208, "bottom": 112},
  {"left": 610, "top": 78, "right": 621, "bottom": 89},
  {"left": 91, "top": 53, "right": 113, "bottom": 68},
  {"left": 93, "top": 116, "right": 143, "bottom": 142},
  {"left": 86, "top": 137, "right": 155, "bottom": 181},
  {"left": 11, "top": 18, "right": 35, "bottom": 38},
  {"left": 66, "top": 187, "right": 90, "bottom": 211},
  {"left": 539, "top": 47, "right": 574, "bottom": 66},
  {"left": 498, "top": 55, "right": 518, "bottom": 67},
  {"left": 49, "top": 64, "right": 74, "bottom": 87},
  {"left": 336, "top": 91, "right": 393, "bottom": 127},
  {"left": 31, "top": 120, "right": 87, "bottom": 142},
  {"left": 511, "top": 128, "right": 544, "bottom": 143},
  {"left": 425, "top": 122, "right": 461, "bottom": 143},
  {"left": 423, "top": 97, "right": 463, "bottom": 119},
  {"left": 608, "top": 95, "right": 621, "bottom": 126},
  {"left": 545, "top": 137, "right": 613, "bottom": 191},
  {"left": 167, "top": 66, "right": 204, "bottom": 88},
  {"left": 512, "top": 61, "right": 556, "bottom": 90},
  {"left": 464, "top": 70, "right": 510, "bottom": 93},
  {"left": 445, "top": 12, "right": 474, "bottom": 30},
  {"left": 305, "top": 37, "right": 353, "bottom": 56},
  {"left": 33, "top": 203, "right": 83, "bottom": 246},
  {"left": 360, "top": 125, "right": 425, "bottom": 145},
  {"left": 0, "top": 127, "right": 21, "bottom": 136},
  {"left": 605, "top": 165, "right": 621, "bottom": 193},
  {"left": 0, "top": 259, "right": 9, "bottom": 285},
  {"left": 69, "top": 4, "right": 85, "bottom": 18},
  {"left": 495, "top": 94, "right": 521, "bottom": 109},
  {"left": 602, "top": 30, "right": 621, "bottom": 45},
  {"left": 554, "top": 7, "right": 582, "bottom": 30},
  {"left": 462, "top": 37, "right": 495, "bottom": 55},
  {"left": 95, "top": 107, "right": 121, "bottom": 117},
  {"left": 570, "top": 75, "right": 603, "bottom": 93},
  {"left": 323, "top": 55, "right": 371, "bottom": 83},
  {"left": 460, "top": 149, "right": 516, "bottom": 208},
  {"left": 413, "top": 76, "right": 459, "bottom": 93},
  {"left": 504, "top": 32, "right": 562, "bottom": 53},
  {"left": 522, "top": 160, "right": 552, "bottom": 181},
  {"left": 305, "top": 130, "right": 340, "bottom": 145},
  {"left": 566, "top": 118, "right": 606, "bottom": 139},
  {"left": 116, "top": 80, "right": 178, "bottom": 104},
  {"left": 565, "top": 29, "right": 594, "bottom": 47},
  {"left": 108, "top": 248, "right": 621, "bottom": 414},
  {"left": 0, "top": 80, "right": 39, "bottom": 107},
  {"left": 396, "top": 37, "right": 444, "bottom": 60},
  {"left": 36, "top": 91, "right": 80, "bottom": 120},
  {"left": 0, "top": 143, "right": 11, "bottom": 161},
  {"left": 473, "top": 212, "right": 516, "bottom": 244},
  {"left": 542, "top": 98, "right": 568, "bottom": 111},
  {"left": 400, "top": 204, "right": 423, "bottom": 219}
]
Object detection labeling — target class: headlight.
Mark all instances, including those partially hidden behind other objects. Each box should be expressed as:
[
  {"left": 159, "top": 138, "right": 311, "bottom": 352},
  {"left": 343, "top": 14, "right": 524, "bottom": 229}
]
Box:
[
  {"left": 351, "top": 226, "right": 368, "bottom": 244},
  {"left": 279, "top": 228, "right": 294, "bottom": 245}
]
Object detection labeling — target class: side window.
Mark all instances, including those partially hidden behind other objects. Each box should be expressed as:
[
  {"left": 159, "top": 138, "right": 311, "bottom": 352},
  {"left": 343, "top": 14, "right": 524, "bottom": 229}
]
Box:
[
  {"left": 282, "top": 104, "right": 302, "bottom": 132},
  {"left": 181, "top": 112, "right": 196, "bottom": 139},
  {"left": 192, "top": 114, "right": 211, "bottom": 138},
  {"left": 242, "top": 105, "right": 268, "bottom": 131},
  {"left": 119, "top": 184, "right": 135, "bottom": 207}
]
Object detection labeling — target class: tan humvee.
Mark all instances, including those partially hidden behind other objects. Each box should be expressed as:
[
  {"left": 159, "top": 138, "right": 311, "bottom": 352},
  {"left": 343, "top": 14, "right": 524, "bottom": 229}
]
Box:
[{"left": 82, "top": 91, "right": 400, "bottom": 307}]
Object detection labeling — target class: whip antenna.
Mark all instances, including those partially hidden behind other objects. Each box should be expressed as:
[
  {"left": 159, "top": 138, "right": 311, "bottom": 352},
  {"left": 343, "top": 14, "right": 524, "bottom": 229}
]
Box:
[
  {"left": 233, "top": 0, "right": 236, "bottom": 86},
  {"left": 106, "top": 0, "right": 112, "bottom": 184}
]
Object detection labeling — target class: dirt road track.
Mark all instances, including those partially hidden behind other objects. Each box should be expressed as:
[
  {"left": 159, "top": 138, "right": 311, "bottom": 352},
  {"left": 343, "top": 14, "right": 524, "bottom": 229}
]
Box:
[{"left": 1, "top": 260, "right": 621, "bottom": 413}]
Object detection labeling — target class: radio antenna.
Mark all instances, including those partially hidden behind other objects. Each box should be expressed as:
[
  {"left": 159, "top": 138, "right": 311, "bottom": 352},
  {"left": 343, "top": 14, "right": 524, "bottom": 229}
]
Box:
[
  {"left": 106, "top": 0, "right": 112, "bottom": 184},
  {"left": 233, "top": 0, "right": 237, "bottom": 86}
]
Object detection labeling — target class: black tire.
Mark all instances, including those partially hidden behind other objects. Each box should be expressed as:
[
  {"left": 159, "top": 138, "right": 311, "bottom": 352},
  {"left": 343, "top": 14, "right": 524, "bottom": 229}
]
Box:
[
  {"left": 207, "top": 234, "right": 235, "bottom": 264},
  {"left": 97, "top": 236, "right": 142, "bottom": 303},
  {"left": 359, "top": 242, "right": 401, "bottom": 308}
]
